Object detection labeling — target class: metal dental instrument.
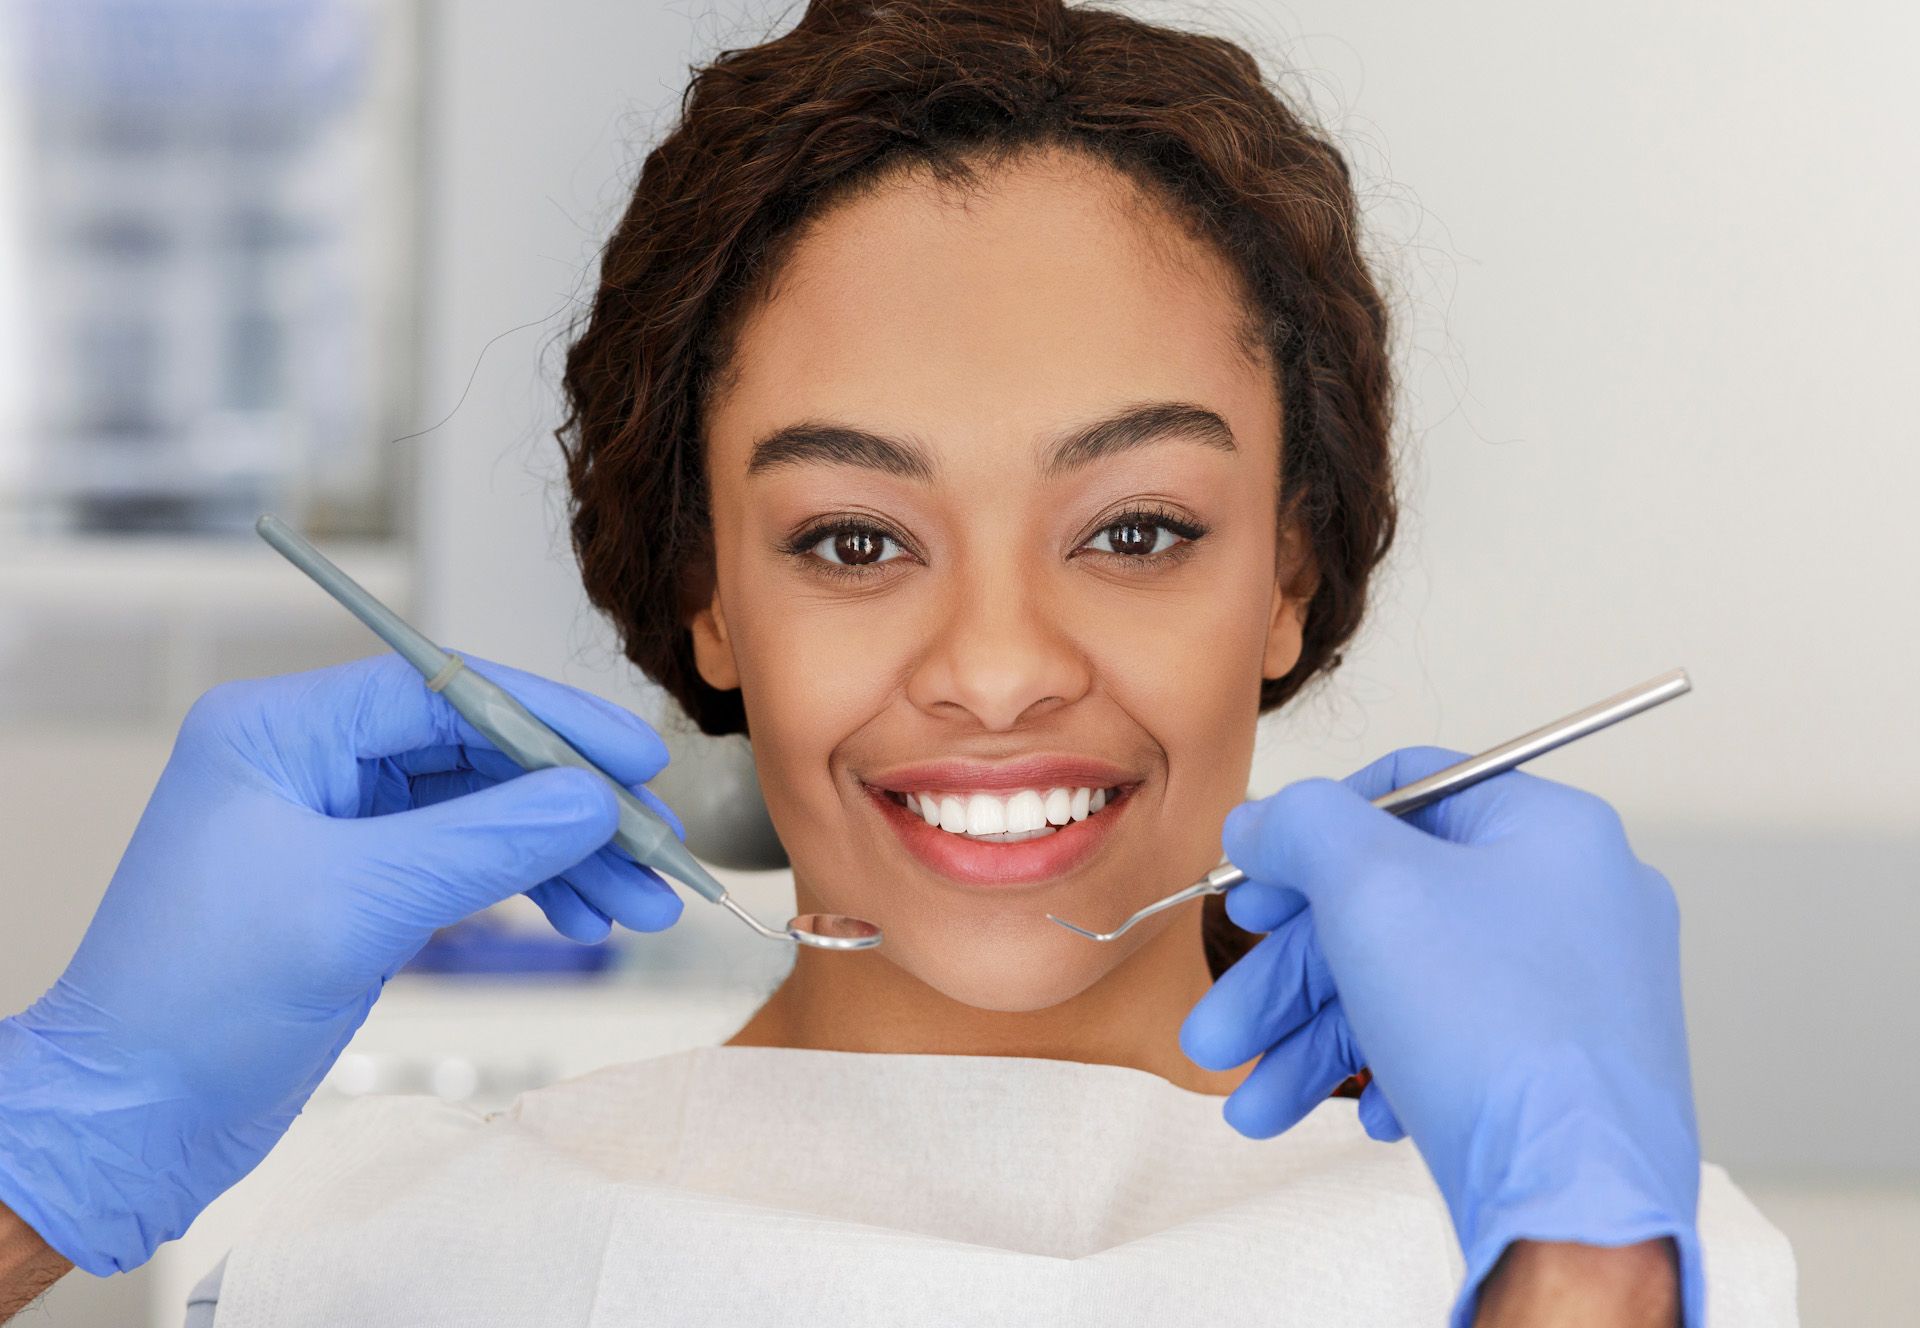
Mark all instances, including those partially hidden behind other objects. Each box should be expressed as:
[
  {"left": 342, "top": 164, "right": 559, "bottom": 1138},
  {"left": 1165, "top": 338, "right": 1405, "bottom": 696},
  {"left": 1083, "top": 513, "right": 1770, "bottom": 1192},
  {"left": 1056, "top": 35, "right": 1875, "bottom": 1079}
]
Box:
[
  {"left": 1047, "top": 667, "right": 1693, "bottom": 943},
  {"left": 255, "top": 513, "right": 882, "bottom": 952}
]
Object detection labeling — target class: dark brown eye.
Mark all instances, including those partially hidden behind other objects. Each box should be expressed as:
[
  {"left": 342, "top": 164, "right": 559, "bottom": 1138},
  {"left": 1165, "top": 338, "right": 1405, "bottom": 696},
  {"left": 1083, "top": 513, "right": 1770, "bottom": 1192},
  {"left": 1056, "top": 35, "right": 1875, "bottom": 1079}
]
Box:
[
  {"left": 801, "top": 523, "right": 904, "bottom": 569},
  {"left": 833, "top": 530, "right": 884, "bottom": 564},
  {"left": 1089, "top": 519, "right": 1181, "bottom": 557}
]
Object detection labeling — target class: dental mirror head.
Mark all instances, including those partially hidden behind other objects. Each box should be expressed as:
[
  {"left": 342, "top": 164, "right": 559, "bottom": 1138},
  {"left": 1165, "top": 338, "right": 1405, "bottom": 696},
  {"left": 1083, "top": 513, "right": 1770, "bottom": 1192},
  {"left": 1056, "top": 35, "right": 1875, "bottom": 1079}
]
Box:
[
  {"left": 719, "top": 895, "right": 882, "bottom": 950},
  {"left": 788, "top": 913, "right": 884, "bottom": 950}
]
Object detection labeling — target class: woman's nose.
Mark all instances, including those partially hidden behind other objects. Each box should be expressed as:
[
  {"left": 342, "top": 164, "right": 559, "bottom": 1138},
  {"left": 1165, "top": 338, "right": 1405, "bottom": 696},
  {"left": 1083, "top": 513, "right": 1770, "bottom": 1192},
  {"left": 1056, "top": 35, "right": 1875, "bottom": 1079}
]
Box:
[{"left": 902, "top": 565, "right": 1093, "bottom": 731}]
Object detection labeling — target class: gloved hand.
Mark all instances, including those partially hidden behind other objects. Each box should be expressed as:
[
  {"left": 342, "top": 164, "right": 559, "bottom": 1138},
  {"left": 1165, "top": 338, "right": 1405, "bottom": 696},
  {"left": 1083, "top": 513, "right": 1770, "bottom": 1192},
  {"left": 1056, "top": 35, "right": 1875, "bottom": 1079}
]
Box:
[
  {"left": 0, "top": 653, "right": 686, "bottom": 1275},
  {"left": 1180, "top": 748, "right": 1702, "bottom": 1327}
]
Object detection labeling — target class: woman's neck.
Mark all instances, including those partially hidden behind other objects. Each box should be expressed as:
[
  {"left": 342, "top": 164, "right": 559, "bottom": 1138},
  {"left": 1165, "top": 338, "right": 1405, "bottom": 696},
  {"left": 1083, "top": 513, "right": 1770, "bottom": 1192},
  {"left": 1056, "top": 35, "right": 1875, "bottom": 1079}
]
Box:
[{"left": 725, "top": 900, "right": 1252, "bottom": 1096}]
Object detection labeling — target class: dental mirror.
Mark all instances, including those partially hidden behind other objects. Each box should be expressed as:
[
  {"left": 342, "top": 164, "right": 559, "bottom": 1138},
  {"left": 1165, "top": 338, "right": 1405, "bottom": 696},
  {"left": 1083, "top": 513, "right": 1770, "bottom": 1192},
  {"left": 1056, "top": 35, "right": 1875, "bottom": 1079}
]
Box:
[
  {"left": 789, "top": 913, "right": 885, "bottom": 949},
  {"left": 718, "top": 895, "right": 883, "bottom": 950}
]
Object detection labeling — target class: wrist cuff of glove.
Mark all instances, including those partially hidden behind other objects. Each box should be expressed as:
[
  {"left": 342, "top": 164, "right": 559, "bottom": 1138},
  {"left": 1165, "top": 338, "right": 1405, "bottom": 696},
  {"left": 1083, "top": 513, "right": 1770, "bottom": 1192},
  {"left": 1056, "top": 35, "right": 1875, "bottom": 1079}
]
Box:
[
  {"left": 1442, "top": 1104, "right": 1705, "bottom": 1327},
  {"left": 1451, "top": 1217, "right": 1705, "bottom": 1328},
  {"left": 0, "top": 1014, "right": 228, "bottom": 1275}
]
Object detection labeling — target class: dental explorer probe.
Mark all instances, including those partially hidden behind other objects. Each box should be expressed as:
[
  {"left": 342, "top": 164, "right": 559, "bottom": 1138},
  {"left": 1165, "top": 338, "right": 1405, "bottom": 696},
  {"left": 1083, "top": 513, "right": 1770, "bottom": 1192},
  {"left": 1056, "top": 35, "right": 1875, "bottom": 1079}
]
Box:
[
  {"left": 255, "top": 514, "right": 882, "bottom": 952},
  {"left": 1047, "top": 668, "right": 1692, "bottom": 943}
]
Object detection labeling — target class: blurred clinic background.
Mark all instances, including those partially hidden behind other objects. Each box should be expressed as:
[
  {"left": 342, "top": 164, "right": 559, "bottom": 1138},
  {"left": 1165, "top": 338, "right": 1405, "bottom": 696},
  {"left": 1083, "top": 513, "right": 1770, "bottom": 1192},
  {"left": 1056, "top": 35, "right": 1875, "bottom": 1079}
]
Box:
[{"left": 1, "top": 1, "right": 1915, "bottom": 1323}]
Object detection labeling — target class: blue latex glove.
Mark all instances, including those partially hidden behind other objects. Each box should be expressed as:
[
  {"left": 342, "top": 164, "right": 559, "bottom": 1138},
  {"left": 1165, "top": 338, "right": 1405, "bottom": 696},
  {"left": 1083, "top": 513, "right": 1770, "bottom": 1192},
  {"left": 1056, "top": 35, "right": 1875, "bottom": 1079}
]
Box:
[
  {"left": 1180, "top": 747, "right": 1702, "bottom": 1327},
  {"left": 0, "top": 653, "right": 686, "bottom": 1275}
]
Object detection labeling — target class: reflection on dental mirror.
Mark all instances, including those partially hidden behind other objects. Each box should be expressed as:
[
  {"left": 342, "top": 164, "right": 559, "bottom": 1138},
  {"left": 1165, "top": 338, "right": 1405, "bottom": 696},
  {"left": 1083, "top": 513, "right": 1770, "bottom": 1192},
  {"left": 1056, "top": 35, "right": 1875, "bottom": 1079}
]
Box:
[{"left": 789, "top": 914, "right": 885, "bottom": 949}]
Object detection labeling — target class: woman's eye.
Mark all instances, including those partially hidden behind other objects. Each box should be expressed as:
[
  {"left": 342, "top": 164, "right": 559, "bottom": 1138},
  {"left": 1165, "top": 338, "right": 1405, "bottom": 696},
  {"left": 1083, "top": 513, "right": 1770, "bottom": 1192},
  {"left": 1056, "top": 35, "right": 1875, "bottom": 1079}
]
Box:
[
  {"left": 1090, "top": 514, "right": 1190, "bottom": 556},
  {"left": 803, "top": 525, "right": 905, "bottom": 570}
]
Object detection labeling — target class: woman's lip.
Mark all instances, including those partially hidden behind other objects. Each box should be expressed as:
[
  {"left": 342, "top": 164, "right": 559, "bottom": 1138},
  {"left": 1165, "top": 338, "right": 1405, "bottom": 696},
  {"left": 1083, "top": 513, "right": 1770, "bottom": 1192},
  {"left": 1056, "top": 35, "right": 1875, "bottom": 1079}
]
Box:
[
  {"left": 864, "top": 780, "right": 1134, "bottom": 888},
  {"left": 863, "top": 754, "right": 1138, "bottom": 794}
]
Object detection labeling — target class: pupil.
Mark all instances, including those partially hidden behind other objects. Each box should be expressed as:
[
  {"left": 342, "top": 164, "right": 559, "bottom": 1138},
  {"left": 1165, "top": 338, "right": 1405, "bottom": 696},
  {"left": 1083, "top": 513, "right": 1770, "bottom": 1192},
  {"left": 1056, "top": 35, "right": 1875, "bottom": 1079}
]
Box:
[
  {"left": 1112, "top": 522, "right": 1152, "bottom": 555},
  {"left": 837, "top": 530, "right": 880, "bottom": 564}
]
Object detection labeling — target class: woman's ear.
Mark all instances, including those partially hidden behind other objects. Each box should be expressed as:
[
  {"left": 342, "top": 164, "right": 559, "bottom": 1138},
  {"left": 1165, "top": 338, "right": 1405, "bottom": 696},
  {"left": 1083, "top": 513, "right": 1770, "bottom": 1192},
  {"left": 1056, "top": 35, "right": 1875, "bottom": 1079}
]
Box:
[
  {"left": 1262, "top": 519, "right": 1318, "bottom": 682},
  {"left": 685, "top": 557, "right": 742, "bottom": 692}
]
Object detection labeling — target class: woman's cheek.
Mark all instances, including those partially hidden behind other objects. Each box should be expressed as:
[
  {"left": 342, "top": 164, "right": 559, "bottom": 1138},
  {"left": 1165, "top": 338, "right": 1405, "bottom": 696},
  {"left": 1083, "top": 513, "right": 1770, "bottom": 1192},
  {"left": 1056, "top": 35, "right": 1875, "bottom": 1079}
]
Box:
[{"left": 732, "top": 604, "right": 907, "bottom": 861}]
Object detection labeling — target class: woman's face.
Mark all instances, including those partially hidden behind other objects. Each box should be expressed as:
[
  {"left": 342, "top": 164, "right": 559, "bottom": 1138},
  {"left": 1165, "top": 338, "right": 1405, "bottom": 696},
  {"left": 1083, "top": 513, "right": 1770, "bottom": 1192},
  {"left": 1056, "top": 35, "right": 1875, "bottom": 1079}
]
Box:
[{"left": 692, "top": 146, "right": 1310, "bottom": 1012}]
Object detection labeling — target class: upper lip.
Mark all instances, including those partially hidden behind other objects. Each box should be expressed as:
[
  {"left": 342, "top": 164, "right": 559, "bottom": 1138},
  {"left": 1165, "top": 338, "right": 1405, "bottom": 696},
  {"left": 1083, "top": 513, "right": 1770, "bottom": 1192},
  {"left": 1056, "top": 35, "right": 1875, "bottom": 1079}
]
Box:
[{"left": 862, "top": 755, "right": 1140, "bottom": 794}]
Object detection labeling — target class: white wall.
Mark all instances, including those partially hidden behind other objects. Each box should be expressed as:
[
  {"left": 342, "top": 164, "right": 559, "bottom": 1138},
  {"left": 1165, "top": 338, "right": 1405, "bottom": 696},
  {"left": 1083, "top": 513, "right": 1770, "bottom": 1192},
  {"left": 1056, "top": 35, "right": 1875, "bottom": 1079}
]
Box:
[
  {"left": 1222, "top": 0, "right": 1920, "bottom": 840},
  {"left": 0, "top": 2, "right": 27, "bottom": 485}
]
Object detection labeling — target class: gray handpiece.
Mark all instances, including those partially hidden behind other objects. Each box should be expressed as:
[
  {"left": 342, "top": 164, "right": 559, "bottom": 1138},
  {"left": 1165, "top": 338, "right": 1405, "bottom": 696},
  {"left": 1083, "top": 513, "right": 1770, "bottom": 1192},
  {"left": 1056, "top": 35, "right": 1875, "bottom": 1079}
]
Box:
[
  {"left": 254, "top": 513, "right": 727, "bottom": 905},
  {"left": 430, "top": 660, "right": 727, "bottom": 903}
]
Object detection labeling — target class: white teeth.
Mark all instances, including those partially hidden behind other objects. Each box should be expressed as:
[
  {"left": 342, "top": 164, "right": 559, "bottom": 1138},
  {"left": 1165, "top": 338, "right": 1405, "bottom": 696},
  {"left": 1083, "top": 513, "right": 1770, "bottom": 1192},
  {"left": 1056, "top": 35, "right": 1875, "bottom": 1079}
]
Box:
[
  {"left": 1006, "top": 790, "right": 1047, "bottom": 833},
  {"left": 964, "top": 794, "right": 1006, "bottom": 836},
  {"left": 968, "top": 826, "right": 1059, "bottom": 844},
  {"left": 893, "top": 784, "right": 1122, "bottom": 841}
]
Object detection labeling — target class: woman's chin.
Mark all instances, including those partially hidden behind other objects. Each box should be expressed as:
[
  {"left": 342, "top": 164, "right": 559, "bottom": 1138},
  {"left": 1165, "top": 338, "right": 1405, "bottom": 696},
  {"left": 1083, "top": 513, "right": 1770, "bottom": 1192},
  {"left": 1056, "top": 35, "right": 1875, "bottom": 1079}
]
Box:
[{"left": 881, "top": 923, "right": 1127, "bottom": 1013}]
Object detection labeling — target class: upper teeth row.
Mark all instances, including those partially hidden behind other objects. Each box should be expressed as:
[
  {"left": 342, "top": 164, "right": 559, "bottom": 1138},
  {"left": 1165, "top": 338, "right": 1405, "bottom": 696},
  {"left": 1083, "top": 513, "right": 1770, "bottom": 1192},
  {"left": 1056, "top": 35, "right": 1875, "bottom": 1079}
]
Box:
[{"left": 902, "top": 787, "right": 1113, "bottom": 835}]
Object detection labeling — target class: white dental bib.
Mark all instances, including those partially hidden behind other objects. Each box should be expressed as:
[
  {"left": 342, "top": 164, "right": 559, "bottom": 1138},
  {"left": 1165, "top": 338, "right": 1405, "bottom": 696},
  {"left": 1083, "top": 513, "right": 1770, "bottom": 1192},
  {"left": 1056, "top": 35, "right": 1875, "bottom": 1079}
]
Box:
[{"left": 195, "top": 1045, "right": 1795, "bottom": 1325}]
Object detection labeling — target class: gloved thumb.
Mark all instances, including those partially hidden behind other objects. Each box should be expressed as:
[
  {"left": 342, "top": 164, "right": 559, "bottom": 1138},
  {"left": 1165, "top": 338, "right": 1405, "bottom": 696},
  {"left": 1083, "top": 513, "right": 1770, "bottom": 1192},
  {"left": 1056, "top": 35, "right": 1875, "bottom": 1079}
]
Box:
[
  {"left": 1357, "top": 1079, "right": 1407, "bottom": 1142},
  {"left": 1222, "top": 777, "right": 1428, "bottom": 908},
  {"left": 357, "top": 766, "right": 620, "bottom": 931}
]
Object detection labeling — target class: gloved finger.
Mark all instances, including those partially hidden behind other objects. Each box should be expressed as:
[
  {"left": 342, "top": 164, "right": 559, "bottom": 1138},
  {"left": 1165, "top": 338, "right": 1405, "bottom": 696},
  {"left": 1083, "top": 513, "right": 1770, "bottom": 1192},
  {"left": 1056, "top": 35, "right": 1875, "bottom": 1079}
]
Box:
[
  {"left": 354, "top": 765, "right": 620, "bottom": 930},
  {"left": 1220, "top": 777, "right": 1435, "bottom": 912},
  {"left": 1180, "top": 910, "right": 1337, "bottom": 1071},
  {"left": 1336, "top": 745, "right": 1469, "bottom": 802},
  {"left": 1220, "top": 998, "right": 1366, "bottom": 1139},
  {"left": 553, "top": 842, "right": 684, "bottom": 934},
  {"left": 398, "top": 768, "right": 677, "bottom": 933},
  {"left": 405, "top": 767, "right": 487, "bottom": 810},
  {"left": 1222, "top": 879, "right": 1306, "bottom": 933},
  {"left": 250, "top": 653, "right": 673, "bottom": 789},
  {"left": 1335, "top": 745, "right": 1550, "bottom": 847},
  {"left": 384, "top": 742, "right": 487, "bottom": 779},
  {"left": 450, "top": 747, "right": 688, "bottom": 843},
  {"left": 402, "top": 759, "right": 683, "bottom": 934},
  {"left": 1357, "top": 1079, "right": 1406, "bottom": 1142},
  {"left": 627, "top": 784, "right": 685, "bottom": 841},
  {"left": 529, "top": 879, "right": 613, "bottom": 943},
  {"left": 451, "top": 656, "right": 673, "bottom": 788}
]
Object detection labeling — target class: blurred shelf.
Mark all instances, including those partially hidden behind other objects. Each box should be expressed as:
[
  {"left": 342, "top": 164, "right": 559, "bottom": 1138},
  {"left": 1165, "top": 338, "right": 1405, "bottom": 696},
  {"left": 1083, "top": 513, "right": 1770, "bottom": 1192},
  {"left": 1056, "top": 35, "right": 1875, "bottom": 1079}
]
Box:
[
  {"left": 0, "top": 532, "right": 411, "bottom": 728},
  {"left": 0, "top": 532, "right": 407, "bottom": 607}
]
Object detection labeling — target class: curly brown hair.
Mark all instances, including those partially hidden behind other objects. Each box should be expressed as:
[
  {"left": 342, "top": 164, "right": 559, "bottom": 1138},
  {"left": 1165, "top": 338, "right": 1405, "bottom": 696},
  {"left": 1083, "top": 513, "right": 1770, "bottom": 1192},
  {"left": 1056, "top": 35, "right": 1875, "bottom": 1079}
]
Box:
[{"left": 555, "top": 0, "right": 1399, "bottom": 978}]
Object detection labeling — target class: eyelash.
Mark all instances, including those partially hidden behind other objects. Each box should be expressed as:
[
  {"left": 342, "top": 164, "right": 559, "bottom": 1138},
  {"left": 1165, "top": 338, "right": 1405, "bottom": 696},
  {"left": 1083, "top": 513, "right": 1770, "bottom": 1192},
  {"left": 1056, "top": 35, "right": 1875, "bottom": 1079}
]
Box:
[{"left": 781, "top": 503, "right": 1212, "bottom": 582}]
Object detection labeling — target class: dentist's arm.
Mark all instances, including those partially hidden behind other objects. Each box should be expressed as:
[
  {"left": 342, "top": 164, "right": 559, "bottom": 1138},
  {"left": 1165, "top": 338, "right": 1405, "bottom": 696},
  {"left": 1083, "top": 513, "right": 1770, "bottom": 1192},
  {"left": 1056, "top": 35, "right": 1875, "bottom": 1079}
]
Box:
[
  {"left": 1182, "top": 747, "right": 1699, "bottom": 1328},
  {"left": 1476, "top": 1239, "right": 1678, "bottom": 1326},
  {"left": 0, "top": 1204, "right": 66, "bottom": 1321},
  {"left": 0, "top": 654, "right": 685, "bottom": 1314}
]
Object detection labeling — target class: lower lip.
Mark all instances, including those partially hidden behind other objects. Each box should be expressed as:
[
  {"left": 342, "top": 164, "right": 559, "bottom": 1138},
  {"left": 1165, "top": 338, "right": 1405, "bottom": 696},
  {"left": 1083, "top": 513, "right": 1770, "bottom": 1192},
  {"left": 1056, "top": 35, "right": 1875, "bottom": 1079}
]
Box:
[{"left": 864, "top": 783, "right": 1136, "bottom": 888}]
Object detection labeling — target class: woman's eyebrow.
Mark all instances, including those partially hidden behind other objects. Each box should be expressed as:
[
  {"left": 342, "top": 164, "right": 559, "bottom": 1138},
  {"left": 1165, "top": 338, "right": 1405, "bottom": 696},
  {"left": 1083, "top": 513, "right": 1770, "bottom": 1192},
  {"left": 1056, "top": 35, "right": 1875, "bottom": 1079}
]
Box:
[
  {"left": 743, "top": 401, "right": 1237, "bottom": 481},
  {"left": 1041, "top": 402, "right": 1237, "bottom": 479}
]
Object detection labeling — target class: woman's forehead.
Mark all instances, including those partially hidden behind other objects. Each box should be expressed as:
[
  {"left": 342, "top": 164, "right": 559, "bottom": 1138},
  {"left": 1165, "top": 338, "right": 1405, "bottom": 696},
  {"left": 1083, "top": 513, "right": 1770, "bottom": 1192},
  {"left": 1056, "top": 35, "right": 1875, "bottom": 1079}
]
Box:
[{"left": 708, "top": 155, "right": 1273, "bottom": 479}]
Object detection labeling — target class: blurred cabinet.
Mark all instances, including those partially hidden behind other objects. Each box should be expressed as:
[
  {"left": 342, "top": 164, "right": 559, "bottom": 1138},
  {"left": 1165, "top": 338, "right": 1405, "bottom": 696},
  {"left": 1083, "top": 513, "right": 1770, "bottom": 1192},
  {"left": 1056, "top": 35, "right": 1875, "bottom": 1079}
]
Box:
[
  {"left": 0, "top": 532, "right": 408, "bottom": 728},
  {"left": 1, "top": 0, "right": 423, "bottom": 538}
]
